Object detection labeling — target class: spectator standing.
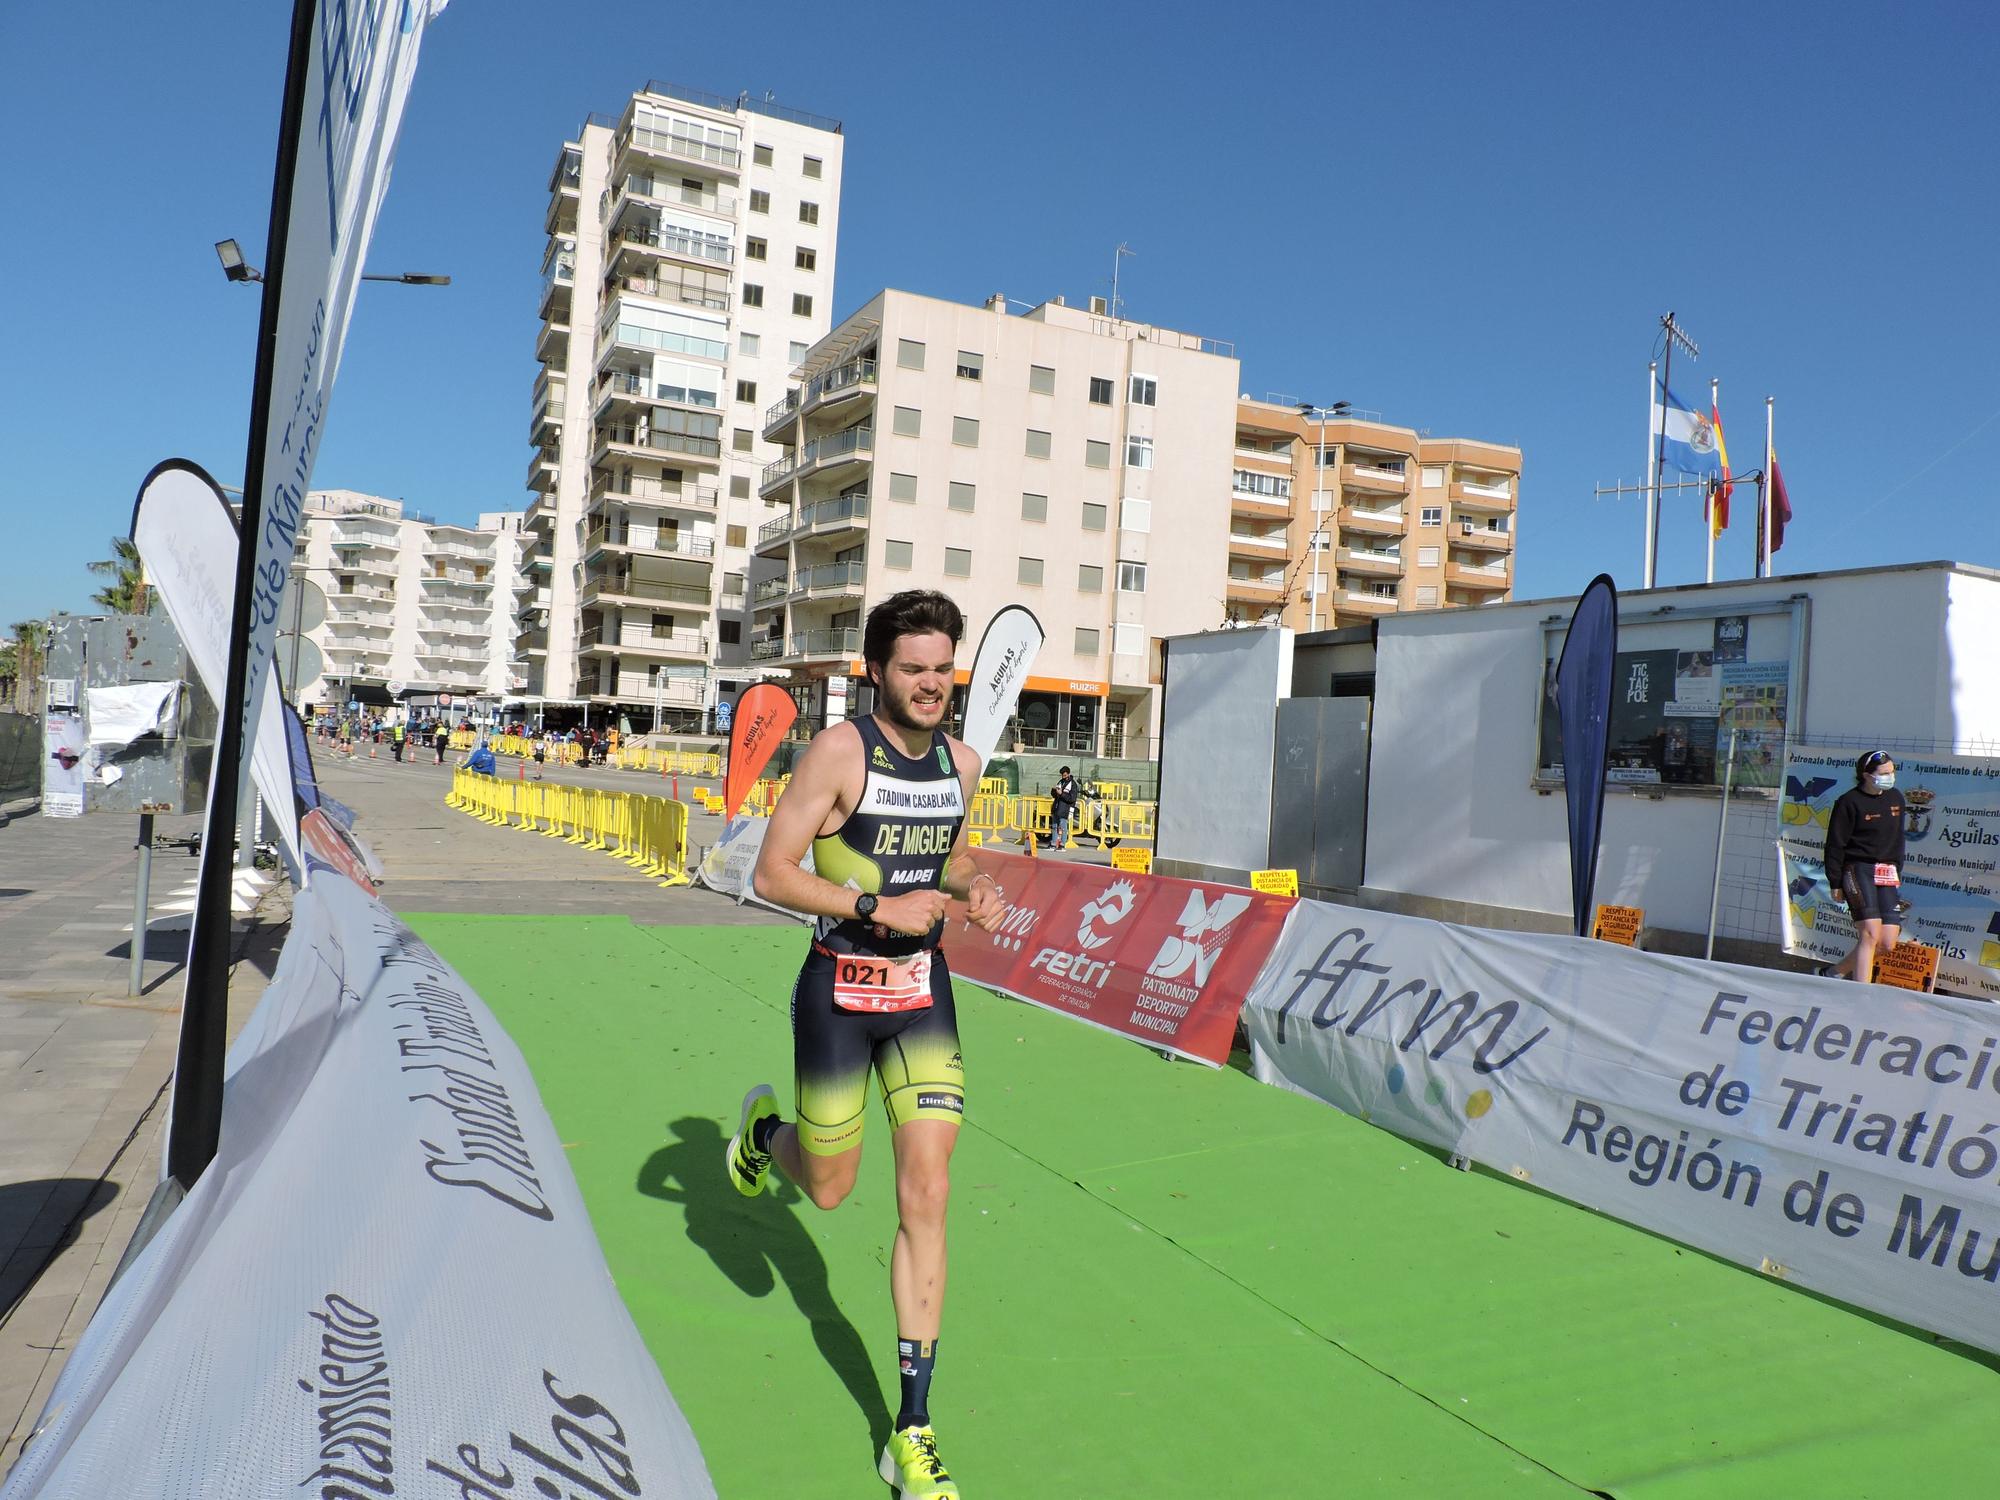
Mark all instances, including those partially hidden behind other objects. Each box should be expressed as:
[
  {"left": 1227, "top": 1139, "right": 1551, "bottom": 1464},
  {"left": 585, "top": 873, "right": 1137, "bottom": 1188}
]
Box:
[
  {"left": 1824, "top": 750, "right": 1909, "bottom": 983},
  {"left": 1049, "top": 766, "right": 1080, "bottom": 851}
]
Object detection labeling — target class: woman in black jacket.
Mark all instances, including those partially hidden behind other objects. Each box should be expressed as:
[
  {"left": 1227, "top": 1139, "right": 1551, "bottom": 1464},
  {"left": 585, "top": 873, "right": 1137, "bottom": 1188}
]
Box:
[{"left": 1824, "top": 749, "right": 1908, "bottom": 982}]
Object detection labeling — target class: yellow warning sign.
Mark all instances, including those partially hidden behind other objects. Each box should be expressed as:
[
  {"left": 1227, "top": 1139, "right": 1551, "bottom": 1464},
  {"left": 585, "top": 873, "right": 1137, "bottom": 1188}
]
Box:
[
  {"left": 1111, "top": 847, "right": 1152, "bottom": 874},
  {"left": 1250, "top": 868, "right": 1299, "bottom": 898},
  {"left": 1872, "top": 941, "right": 1939, "bottom": 992},
  {"left": 1592, "top": 904, "right": 1644, "bottom": 946}
]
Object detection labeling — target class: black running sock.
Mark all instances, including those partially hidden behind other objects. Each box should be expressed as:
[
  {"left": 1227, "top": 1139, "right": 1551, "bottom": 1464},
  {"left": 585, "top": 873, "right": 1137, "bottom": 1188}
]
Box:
[
  {"left": 895, "top": 1337, "right": 936, "bottom": 1431},
  {"left": 750, "top": 1111, "right": 781, "bottom": 1155}
]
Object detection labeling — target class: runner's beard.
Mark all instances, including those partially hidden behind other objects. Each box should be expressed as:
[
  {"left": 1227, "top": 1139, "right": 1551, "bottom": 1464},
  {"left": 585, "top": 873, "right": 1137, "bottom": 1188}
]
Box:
[{"left": 879, "top": 675, "right": 945, "bottom": 734}]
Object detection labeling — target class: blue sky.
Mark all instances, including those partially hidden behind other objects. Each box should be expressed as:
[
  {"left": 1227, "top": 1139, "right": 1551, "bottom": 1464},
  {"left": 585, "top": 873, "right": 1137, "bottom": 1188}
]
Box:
[{"left": 3, "top": 1, "right": 1995, "bottom": 627}]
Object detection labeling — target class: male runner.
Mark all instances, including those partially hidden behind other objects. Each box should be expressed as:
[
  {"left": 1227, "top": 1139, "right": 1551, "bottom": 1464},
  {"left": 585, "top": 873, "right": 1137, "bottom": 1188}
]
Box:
[{"left": 726, "top": 589, "right": 1006, "bottom": 1499}]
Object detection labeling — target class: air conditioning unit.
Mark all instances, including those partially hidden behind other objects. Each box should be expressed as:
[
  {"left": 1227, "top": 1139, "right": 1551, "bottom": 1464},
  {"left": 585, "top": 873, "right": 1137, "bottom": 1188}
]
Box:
[{"left": 1088, "top": 295, "right": 1108, "bottom": 314}]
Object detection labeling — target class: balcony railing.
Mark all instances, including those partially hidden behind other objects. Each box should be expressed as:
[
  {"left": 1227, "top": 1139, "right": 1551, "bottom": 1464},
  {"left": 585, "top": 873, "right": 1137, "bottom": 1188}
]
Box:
[
  {"left": 753, "top": 576, "right": 790, "bottom": 604},
  {"left": 619, "top": 122, "right": 743, "bottom": 172},
  {"left": 794, "top": 561, "right": 866, "bottom": 596},
  {"left": 763, "top": 390, "right": 802, "bottom": 433},
  {"left": 584, "top": 576, "right": 712, "bottom": 607},
  {"left": 614, "top": 222, "right": 734, "bottom": 265},
  {"left": 579, "top": 624, "right": 710, "bottom": 655},
  {"left": 761, "top": 427, "right": 874, "bottom": 491},
  {"left": 604, "top": 271, "right": 730, "bottom": 313},
  {"left": 750, "top": 637, "right": 786, "bottom": 661},
  {"left": 421, "top": 570, "right": 492, "bottom": 588},
  {"left": 756, "top": 514, "right": 793, "bottom": 548},
  {"left": 591, "top": 477, "right": 719, "bottom": 511},
  {"left": 594, "top": 369, "right": 719, "bottom": 415},
  {"left": 597, "top": 422, "right": 723, "bottom": 462},
  {"left": 585, "top": 524, "right": 716, "bottom": 558},
  {"left": 614, "top": 174, "right": 738, "bottom": 219},
  {"left": 789, "top": 627, "right": 861, "bottom": 660}
]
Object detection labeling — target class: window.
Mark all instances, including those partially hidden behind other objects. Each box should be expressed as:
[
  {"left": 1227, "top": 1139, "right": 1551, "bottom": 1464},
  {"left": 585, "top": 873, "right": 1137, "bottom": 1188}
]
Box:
[
  {"left": 897, "top": 338, "right": 925, "bottom": 371},
  {"left": 893, "top": 406, "right": 922, "bottom": 437},
  {"left": 1125, "top": 435, "right": 1153, "bottom": 469},
  {"left": 952, "top": 415, "right": 979, "bottom": 447},
  {"left": 651, "top": 612, "right": 676, "bottom": 638},
  {"left": 726, "top": 524, "right": 746, "bottom": 547},
  {"left": 1118, "top": 561, "right": 1147, "bottom": 593},
  {"left": 729, "top": 476, "right": 750, "bottom": 499},
  {"left": 802, "top": 153, "right": 824, "bottom": 178},
  {"left": 789, "top": 341, "right": 808, "bottom": 362},
  {"left": 794, "top": 247, "right": 816, "bottom": 271},
  {"left": 1087, "top": 377, "right": 1114, "bottom": 405},
  {"left": 745, "top": 236, "right": 767, "bottom": 261},
  {"left": 720, "top": 619, "right": 742, "bottom": 644},
  {"left": 948, "top": 481, "right": 976, "bottom": 512},
  {"left": 1025, "top": 428, "right": 1052, "bottom": 459},
  {"left": 885, "top": 539, "right": 913, "bottom": 570},
  {"left": 1018, "top": 556, "right": 1044, "bottom": 586},
  {"left": 1421, "top": 505, "right": 1443, "bottom": 525},
  {"left": 791, "top": 292, "right": 813, "bottom": 317},
  {"left": 1084, "top": 439, "right": 1110, "bottom": 469},
  {"left": 1421, "top": 465, "right": 1445, "bottom": 489},
  {"left": 732, "top": 428, "right": 754, "bottom": 453},
  {"left": 739, "top": 332, "right": 761, "bottom": 356},
  {"left": 1113, "top": 623, "right": 1145, "bottom": 657},
  {"left": 946, "top": 547, "right": 972, "bottom": 578},
  {"left": 1416, "top": 585, "right": 1439, "bottom": 606},
  {"left": 735, "top": 379, "right": 757, "bottom": 403},
  {"left": 889, "top": 471, "right": 917, "bottom": 502},
  {"left": 1075, "top": 627, "right": 1099, "bottom": 656},
  {"left": 1021, "top": 492, "right": 1047, "bottom": 522},
  {"left": 956, "top": 350, "right": 983, "bottom": 380},
  {"left": 742, "top": 283, "right": 764, "bottom": 308},
  {"left": 1231, "top": 470, "right": 1292, "bottom": 499},
  {"left": 1081, "top": 502, "right": 1107, "bottom": 531},
  {"left": 1078, "top": 563, "right": 1103, "bottom": 593},
  {"left": 749, "top": 189, "right": 770, "bottom": 214},
  {"left": 753, "top": 143, "right": 773, "bottom": 166},
  {"left": 1370, "top": 581, "right": 1398, "bottom": 599},
  {"left": 1129, "top": 375, "right": 1157, "bottom": 406},
  {"left": 1119, "top": 499, "right": 1151, "bottom": 533},
  {"left": 799, "top": 201, "right": 819, "bottom": 225},
  {"left": 1029, "top": 364, "right": 1055, "bottom": 395},
  {"left": 1417, "top": 545, "right": 1440, "bottom": 567}
]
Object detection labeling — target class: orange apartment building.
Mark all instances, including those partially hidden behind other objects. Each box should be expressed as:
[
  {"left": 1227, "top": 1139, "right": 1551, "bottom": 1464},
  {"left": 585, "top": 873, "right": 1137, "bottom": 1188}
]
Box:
[{"left": 1228, "top": 399, "right": 1520, "bottom": 628}]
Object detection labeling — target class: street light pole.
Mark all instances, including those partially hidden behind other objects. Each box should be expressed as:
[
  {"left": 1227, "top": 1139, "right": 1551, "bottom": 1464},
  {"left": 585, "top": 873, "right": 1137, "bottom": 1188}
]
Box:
[{"left": 1296, "top": 401, "right": 1352, "bottom": 632}]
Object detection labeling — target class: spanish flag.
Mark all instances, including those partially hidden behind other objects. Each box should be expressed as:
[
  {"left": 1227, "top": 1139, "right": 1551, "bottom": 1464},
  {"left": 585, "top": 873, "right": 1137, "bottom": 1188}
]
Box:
[{"left": 1706, "top": 398, "right": 1733, "bottom": 537}]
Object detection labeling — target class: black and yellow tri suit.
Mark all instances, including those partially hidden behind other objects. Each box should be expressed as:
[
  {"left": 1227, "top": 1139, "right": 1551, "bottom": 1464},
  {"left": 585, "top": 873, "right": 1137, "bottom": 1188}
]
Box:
[{"left": 792, "top": 716, "right": 968, "bottom": 1155}]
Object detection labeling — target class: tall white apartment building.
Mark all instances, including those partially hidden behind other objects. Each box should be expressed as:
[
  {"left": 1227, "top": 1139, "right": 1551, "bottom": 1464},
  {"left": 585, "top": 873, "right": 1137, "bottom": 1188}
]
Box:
[
  {"left": 292, "top": 490, "right": 528, "bottom": 713},
  {"left": 756, "top": 290, "right": 1240, "bottom": 758},
  {"left": 521, "top": 83, "right": 844, "bottom": 727}
]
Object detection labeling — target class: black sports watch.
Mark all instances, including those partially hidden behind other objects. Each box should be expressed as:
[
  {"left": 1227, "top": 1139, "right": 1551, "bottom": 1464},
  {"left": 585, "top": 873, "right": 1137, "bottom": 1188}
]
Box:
[{"left": 854, "top": 892, "right": 879, "bottom": 922}]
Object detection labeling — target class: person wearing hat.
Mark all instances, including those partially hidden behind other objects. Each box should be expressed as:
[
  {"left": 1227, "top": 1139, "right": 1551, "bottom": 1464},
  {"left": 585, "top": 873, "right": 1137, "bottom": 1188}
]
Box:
[{"left": 1823, "top": 750, "right": 1907, "bottom": 982}]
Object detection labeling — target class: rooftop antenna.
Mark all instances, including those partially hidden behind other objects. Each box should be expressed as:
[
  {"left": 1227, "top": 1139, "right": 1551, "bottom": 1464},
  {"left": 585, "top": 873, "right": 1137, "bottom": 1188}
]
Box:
[{"left": 1110, "top": 243, "right": 1135, "bottom": 320}]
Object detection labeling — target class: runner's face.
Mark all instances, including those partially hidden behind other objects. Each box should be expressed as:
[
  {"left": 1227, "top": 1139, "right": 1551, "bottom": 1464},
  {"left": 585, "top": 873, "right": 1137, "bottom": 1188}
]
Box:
[{"left": 876, "top": 631, "right": 955, "bottom": 733}]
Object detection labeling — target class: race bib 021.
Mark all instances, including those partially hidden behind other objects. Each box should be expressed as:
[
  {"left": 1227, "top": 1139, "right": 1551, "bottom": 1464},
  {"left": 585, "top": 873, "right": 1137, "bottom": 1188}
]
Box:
[{"left": 833, "top": 950, "right": 934, "bottom": 1013}]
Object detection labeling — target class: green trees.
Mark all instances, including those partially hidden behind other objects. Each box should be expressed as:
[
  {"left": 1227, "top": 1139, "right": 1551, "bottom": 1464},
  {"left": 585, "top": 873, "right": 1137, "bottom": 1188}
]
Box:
[{"left": 88, "top": 537, "right": 145, "bottom": 614}]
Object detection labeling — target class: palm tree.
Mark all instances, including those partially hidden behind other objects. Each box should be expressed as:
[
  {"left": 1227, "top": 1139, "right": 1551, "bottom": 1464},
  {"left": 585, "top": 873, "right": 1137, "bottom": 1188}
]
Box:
[
  {"left": 88, "top": 537, "right": 145, "bottom": 614},
  {"left": 9, "top": 621, "right": 46, "bottom": 714}
]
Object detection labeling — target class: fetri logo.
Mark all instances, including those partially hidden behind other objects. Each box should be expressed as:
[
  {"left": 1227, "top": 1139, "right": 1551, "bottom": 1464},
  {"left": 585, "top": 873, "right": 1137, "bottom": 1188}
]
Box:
[
  {"left": 1146, "top": 889, "right": 1251, "bottom": 990},
  {"left": 1076, "top": 879, "right": 1137, "bottom": 951}
]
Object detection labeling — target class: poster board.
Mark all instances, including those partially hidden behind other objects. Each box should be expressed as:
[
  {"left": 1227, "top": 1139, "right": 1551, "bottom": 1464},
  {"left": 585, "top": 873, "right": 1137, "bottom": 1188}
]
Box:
[{"left": 1536, "top": 599, "right": 1803, "bottom": 793}]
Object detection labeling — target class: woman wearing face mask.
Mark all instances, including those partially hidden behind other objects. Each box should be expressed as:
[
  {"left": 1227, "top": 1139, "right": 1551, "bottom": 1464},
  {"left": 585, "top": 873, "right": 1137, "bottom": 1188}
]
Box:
[{"left": 1823, "top": 750, "right": 1907, "bottom": 982}]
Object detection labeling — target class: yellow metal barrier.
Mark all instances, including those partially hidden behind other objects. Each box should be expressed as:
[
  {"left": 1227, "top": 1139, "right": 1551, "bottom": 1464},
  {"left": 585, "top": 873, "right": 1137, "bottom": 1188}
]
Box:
[
  {"left": 1073, "top": 797, "right": 1156, "bottom": 849},
  {"left": 446, "top": 768, "right": 690, "bottom": 886},
  {"left": 978, "top": 776, "right": 1009, "bottom": 799},
  {"left": 1091, "top": 781, "right": 1134, "bottom": 802}
]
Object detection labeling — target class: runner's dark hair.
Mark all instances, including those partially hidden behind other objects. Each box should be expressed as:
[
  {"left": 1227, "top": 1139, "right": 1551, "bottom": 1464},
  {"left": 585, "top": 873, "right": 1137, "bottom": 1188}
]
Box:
[
  {"left": 864, "top": 590, "right": 964, "bottom": 673},
  {"left": 1855, "top": 749, "right": 1892, "bottom": 783}
]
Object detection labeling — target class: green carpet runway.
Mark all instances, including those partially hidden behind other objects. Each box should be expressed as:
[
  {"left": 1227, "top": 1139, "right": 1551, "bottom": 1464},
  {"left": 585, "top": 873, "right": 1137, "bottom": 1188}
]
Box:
[{"left": 406, "top": 914, "right": 1999, "bottom": 1498}]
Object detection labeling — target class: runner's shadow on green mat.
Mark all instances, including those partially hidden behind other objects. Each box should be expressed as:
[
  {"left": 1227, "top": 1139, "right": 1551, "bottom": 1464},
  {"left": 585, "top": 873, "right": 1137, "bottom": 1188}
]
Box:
[{"left": 639, "top": 1117, "right": 892, "bottom": 1452}]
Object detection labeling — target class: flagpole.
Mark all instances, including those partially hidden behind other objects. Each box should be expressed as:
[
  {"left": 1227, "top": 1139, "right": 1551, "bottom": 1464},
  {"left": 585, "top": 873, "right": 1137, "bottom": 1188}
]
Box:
[
  {"left": 1644, "top": 361, "right": 1659, "bottom": 588},
  {"left": 1706, "top": 376, "right": 1719, "bottom": 585},
  {"left": 1763, "top": 395, "right": 1775, "bottom": 580}
]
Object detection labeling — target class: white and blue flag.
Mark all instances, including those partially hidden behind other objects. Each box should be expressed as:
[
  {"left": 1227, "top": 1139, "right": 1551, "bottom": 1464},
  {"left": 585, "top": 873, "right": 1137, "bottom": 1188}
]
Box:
[{"left": 1652, "top": 384, "right": 1722, "bottom": 476}]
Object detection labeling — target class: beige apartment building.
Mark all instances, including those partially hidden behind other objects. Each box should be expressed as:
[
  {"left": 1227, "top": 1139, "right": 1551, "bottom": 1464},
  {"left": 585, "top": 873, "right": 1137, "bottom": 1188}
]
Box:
[
  {"left": 292, "top": 490, "right": 528, "bottom": 713},
  {"left": 521, "top": 82, "right": 843, "bottom": 727},
  {"left": 1229, "top": 400, "right": 1520, "bottom": 628},
  {"left": 755, "top": 289, "right": 1241, "bottom": 757}
]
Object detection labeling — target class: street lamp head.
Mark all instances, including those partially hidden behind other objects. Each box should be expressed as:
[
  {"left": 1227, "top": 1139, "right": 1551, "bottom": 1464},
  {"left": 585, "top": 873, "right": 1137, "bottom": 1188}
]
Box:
[{"left": 214, "top": 239, "right": 262, "bottom": 283}]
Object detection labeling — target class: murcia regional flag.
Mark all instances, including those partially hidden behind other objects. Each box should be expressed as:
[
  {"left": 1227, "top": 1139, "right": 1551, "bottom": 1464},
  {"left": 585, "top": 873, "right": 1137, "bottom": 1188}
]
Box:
[{"left": 1652, "top": 384, "right": 1723, "bottom": 477}]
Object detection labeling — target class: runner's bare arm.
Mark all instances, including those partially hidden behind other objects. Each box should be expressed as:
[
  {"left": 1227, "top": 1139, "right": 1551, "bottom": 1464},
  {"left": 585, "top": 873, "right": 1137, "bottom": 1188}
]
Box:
[{"left": 941, "top": 740, "right": 1006, "bottom": 932}]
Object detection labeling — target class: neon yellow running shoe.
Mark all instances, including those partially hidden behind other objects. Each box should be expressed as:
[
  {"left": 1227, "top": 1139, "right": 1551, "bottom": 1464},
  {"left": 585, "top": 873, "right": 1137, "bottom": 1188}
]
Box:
[
  {"left": 879, "top": 1425, "right": 960, "bottom": 1498},
  {"left": 725, "top": 1084, "right": 778, "bottom": 1197}
]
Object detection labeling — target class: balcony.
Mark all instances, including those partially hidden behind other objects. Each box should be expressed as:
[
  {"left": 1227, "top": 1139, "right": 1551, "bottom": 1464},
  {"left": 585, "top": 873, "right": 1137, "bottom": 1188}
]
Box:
[
  {"left": 1339, "top": 590, "right": 1400, "bottom": 616},
  {"left": 1225, "top": 576, "right": 1286, "bottom": 604},
  {"left": 752, "top": 575, "right": 790, "bottom": 608},
  {"left": 602, "top": 270, "right": 730, "bottom": 314},
  {"left": 1340, "top": 462, "right": 1410, "bottom": 495},
  {"left": 759, "top": 427, "right": 874, "bottom": 497},
  {"left": 1456, "top": 521, "right": 1514, "bottom": 553},
  {"left": 592, "top": 422, "right": 722, "bottom": 467},
  {"left": 421, "top": 568, "right": 492, "bottom": 589},
  {"left": 326, "top": 582, "right": 394, "bottom": 602},
  {"left": 584, "top": 524, "right": 716, "bottom": 561},
  {"left": 328, "top": 522, "right": 397, "bottom": 548},
  {"left": 527, "top": 445, "right": 560, "bottom": 491},
  {"left": 578, "top": 624, "right": 709, "bottom": 658},
  {"left": 324, "top": 606, "right": 393, "bottom": 628},
  {"left": 793, "top": 561, "right": 866, "bottom": 601},
  {"left": 755, "top": 514, "right": 793, "bottom": 553},
  {"left": 1227, "top": 530, "right": 1288, "bottom": 558},
  {"left": 757, "top": 493, "right": 870, "bottom": 557},
  {"left": 1450, "top": 477, "right": 1515, "bottom": 512},
  {"left": 618, "top": 120, "right": 742, "bottom": 175},
  {"left": 1339, "top": 547, "right": 1403, "bottom": 576},
  {"left": 1446, "top": 559, "right": 1510, "bottom": 591},
  {"left": 535, "top": 320, "right": 568, "bottom": 364},
  {"left": 590, "top": 477, "right": 720, "bottom": 514},
  {"left": 592, "top": 368, "right": 720, "bottom": 422},
  {"left": 1232, "top": 445, "right": 1293, "bottom": 471},
  {"left": 1338, "top": 504, "right": 1405, "bottom": 536},
  {"left": 610, "top": 173, "right": 738, "bottom": 222},
  {"left": 580, "top": 575, "right": 712, "bottom": 609},
  {"left": 414, "top": 643, "right": 488, "bottom": 665},
  {"left": 764, "top": 359, "right": 878, "bottom": 440},
  {"left": 750, "top": 637, "right": 787, "bottom": 661},
  {"left": 589, "top": 671, "right": 707, "bottom": 707},
  {"left": 788, "top": 627, "right": 861, "bottom": 663},
  {"left": 422, "top": 537, "right": 490, "bottom": 561},
  {"left": 610, "top": 221, "right": 734, "bottom": 268}
]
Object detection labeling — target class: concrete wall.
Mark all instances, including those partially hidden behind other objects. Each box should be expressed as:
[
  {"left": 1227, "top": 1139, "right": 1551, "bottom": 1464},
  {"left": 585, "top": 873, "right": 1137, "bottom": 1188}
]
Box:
[
  {"left": 1362, "top": 562, "right": 1993, "bottom": 940},
  {"left": 1155, "top": 626, "right": 1291, "bottom": 878}
]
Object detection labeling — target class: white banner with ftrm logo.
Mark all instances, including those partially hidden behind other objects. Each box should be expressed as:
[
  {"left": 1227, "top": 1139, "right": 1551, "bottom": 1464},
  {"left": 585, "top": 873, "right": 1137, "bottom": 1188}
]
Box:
[
  {"left": 1242, "top": 899, "right": 2000, "bottom": 1354},
  {"left": 1, "top": 876, "right": 715, "bottom": 1499}
]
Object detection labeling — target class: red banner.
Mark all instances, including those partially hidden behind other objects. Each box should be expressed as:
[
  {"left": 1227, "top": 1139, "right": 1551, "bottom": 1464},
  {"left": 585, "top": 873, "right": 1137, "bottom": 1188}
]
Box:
[
  {"left": 725, "top": 683, "right": 797, "bottom": 819},
  {"left": 299, "top": 808, "right": 378, "bottom": 895},
  {"left": 943, "top": 852, "right": 1293, "bottom": 1066}
]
